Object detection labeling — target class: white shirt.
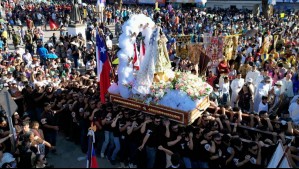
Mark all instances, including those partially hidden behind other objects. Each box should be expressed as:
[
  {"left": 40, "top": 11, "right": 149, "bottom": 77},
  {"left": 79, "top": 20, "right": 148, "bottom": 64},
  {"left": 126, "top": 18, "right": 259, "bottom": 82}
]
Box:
[
  {"left": 255, "top": 82, "right": 272, "bottom": 97},
  {"left": 86, "top": 61, "right": 96, "bottom": 70},
  {"left": 288, "top": 102, "right": 299, "bottom": 124},
  {"left": 246, "top": 70, "right": 260, "bottom": 85},
  {"left": 281, "top": 78, "right": 294, "bottom": 97},
  {"left": 16, "top": 48, "right": 25, "bottom": 56},
  {"left": 257, "top": 37, "right": 262, "bottom": 48},
  {"left": 258, "top": 102, "right": 268, "bottom": 113},
  {"left": 23, "top": 53, "right": 32, "bottom": 64},
  {"left": 52, "top": 80, "right": 61, "bottom": 88},
  {"left": 254, "top": 76, "right": 272, "bottom": 89},
  {"left": 230, "top": 78, "right": 245, "bottom": 93},
  {"left": 221, "top": 82, "right": 230, "bottom": 94},
  {"left": 33, "top": 80, "right": 48, "bottom": 88},
  {"left": 106, "top": 39, "right": 112, "bottom": 50}
]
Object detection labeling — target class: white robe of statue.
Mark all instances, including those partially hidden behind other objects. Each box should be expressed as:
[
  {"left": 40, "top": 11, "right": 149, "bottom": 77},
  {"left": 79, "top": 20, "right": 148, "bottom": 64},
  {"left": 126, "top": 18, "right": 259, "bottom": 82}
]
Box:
[{"left": 133, "top": 27, "right": 160, "bottom": 95}]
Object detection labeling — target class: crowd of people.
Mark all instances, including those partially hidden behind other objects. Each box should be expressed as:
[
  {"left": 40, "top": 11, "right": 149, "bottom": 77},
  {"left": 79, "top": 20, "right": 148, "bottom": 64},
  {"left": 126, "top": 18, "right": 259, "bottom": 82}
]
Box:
[{"left": 0, "top": 0, "right": 298, "bottom": 168}]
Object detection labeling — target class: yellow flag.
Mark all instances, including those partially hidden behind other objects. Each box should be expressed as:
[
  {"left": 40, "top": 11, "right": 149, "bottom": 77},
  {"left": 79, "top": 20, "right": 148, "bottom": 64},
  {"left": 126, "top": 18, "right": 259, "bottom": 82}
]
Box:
[
  {"left": 112, "top": 58, "right": 119, "bottom": 65},
  {"left": 280, "top": 13, "right": 285, "bottom": 18},
  {"left": 83, "top": 9, "right": 87, "bottom": 18}
]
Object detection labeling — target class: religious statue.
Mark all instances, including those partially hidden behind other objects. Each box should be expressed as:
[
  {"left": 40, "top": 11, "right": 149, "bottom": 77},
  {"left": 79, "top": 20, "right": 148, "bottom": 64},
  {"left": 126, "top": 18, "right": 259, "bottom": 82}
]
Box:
[
  {"left": 154, "top": 30, "right": 172, "bottom": 82},
  {"left": 133, "top": 26, "right": 172, "bottom": 95},
  {"left": 224, "top": 37, "right": 234, "bottom": 60},
  {"left": 70, "top": 0, "right": 82, "bottom": 24},
  {"left": 260, "top": 35, "right": 271, "bottom": 55}
]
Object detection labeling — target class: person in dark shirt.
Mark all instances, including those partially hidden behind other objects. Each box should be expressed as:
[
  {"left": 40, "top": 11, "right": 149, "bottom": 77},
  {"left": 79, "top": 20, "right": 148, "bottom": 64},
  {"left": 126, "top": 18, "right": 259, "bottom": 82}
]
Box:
[
  {"left": 0, "top": 117, "right": 11, "bottom": 152},
  {"left": 243, "top": 142, "right": 262, "bottom": 168},
  {"left": 127, "top": 111, "right": 144, "bottom": 168},
  {"left": 219, "top": 134, "right": 235, "bottom": 168},
  {"left": 138, "top": 115, "right": 166, "bottom": 168},
  {"left": 22, "top": 85, "right": 36, "bottom": 120},
  {"left": 118, "top": 110, "right": 133, "bottom": 167},
  {"left": 209, "top": 133, "right": 235, "bottom": 168},
  {"left": 197, "top": 129, "right": 217, "bottom": 168},
  {"left": 231, "top": 137, "right": 249, "bottom": 168},
  {"left": 100, "top": 106, "right": 114, "bottom": 159},
  {"left": 40, "top": 102, "right": 63, "bottom": 154},
  {"left": 71, "top": 42, "right": 80, "bottom": 69},
  {"left": 177, "top": 131, "right": 193, "bottom": 168},
  {"left": 33, "top": 85, "right": 46, "bottom": 121},
  {"left": 51, "top": 33, "right": 57, "bottom": 45},
  {"left": 110, "top": 111, "right": 122, "bottom": 165},
  {"left": 167, "top": 123, "right": 181, "bottom": 154}
]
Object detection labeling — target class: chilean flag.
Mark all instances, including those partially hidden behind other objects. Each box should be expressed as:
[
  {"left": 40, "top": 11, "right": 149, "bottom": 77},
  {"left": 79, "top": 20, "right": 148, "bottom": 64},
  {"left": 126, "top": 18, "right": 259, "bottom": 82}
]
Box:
[
  {"left": 96, "top": 32, "right": 111, "bottom": 104},
  {"left": 86, "top": 127, "right": 99, "bottom": 168}
]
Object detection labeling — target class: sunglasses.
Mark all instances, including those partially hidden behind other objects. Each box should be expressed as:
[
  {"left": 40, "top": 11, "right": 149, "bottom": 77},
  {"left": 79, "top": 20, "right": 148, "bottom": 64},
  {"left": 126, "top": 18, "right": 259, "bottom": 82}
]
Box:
[{"left": 215, "top": 139, "right": 222, "bottom": 142}]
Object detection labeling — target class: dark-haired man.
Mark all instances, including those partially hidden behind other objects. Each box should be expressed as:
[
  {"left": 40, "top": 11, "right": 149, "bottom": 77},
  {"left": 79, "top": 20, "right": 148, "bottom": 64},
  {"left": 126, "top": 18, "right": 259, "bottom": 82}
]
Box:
[
  {"left": 138, "top": 115, "right": 168, "bottom": 168},
  {"left": 40, "top": 102, "right": 63, "bottom": 154}
]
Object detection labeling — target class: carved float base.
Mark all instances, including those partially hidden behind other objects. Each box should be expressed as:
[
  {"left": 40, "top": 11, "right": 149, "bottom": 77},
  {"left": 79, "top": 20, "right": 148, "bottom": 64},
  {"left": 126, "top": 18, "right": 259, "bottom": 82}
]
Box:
[{"left": 110, "top": 94, "right": 210, "bottom": 125}]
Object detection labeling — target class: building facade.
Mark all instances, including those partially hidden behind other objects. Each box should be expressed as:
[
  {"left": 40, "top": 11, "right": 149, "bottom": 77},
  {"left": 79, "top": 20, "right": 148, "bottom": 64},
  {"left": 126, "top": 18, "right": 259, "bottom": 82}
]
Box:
[{"left": 205, "top": 0, "right": 261, "bottom": 10}]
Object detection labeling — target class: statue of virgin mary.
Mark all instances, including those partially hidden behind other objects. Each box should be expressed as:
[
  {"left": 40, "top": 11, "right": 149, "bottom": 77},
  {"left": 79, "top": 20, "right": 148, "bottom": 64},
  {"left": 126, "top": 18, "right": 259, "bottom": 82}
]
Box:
[
  {"left": 70, "top": 0, "right": 82, "bottom": 24},
  {"left": 133, "top": 26, "right": 172, "bottom": 95}
]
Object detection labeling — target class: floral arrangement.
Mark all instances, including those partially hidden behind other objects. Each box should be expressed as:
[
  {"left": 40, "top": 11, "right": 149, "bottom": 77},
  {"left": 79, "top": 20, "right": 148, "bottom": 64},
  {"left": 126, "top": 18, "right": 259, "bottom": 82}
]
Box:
[
  {"left": 146, "top": 81, "right": 173, "bottom": 104},
  {"left": 143, "top": 72, "right": 212, "bottom": 105},
  {"left": 173, "top": 72, "right": 211, "bottom": 101}
]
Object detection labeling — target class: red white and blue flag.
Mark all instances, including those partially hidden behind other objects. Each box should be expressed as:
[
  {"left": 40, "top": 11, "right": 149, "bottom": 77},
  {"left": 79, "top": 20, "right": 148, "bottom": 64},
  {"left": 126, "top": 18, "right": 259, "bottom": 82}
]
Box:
[
  {"left": 96, "top": 32, "right": 111, "bottom": 104},
  {"left": 86, "top": 128, "right": 98, "bottom": 168}
]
